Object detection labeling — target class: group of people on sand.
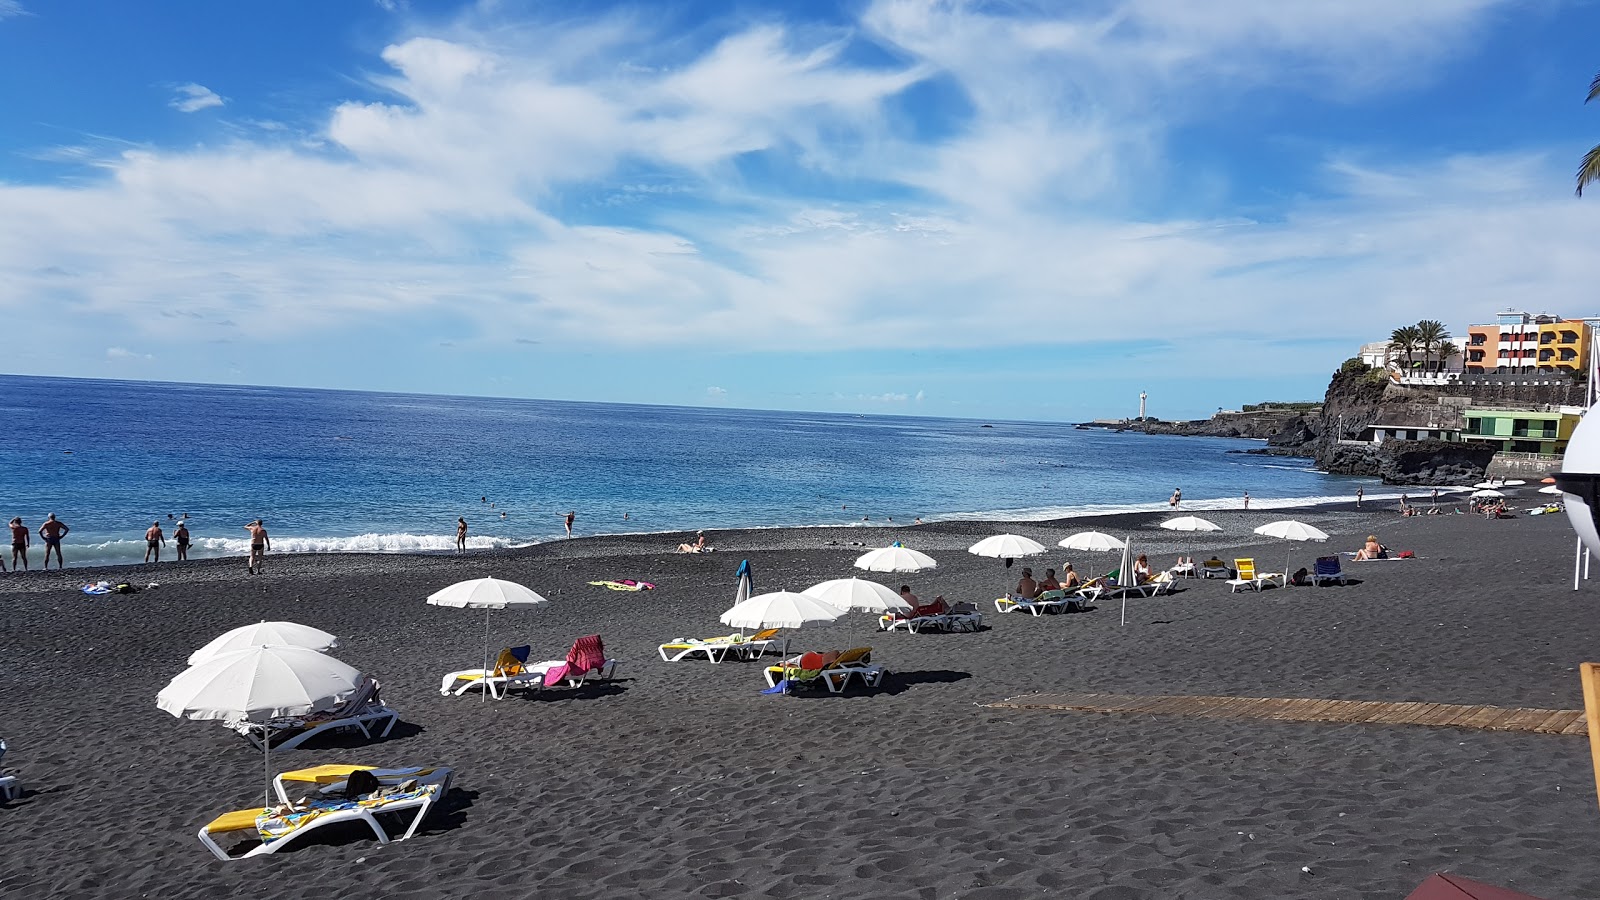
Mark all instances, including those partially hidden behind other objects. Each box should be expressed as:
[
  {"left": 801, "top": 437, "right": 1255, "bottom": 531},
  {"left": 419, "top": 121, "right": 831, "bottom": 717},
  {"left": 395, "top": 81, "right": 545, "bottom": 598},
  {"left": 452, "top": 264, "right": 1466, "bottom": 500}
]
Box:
[
  {"left": 1009, "top": 557, "right": 1160, "bottom": 598},
  {"left": 4, "top": 514, "right": 70, "bottom": 572}
]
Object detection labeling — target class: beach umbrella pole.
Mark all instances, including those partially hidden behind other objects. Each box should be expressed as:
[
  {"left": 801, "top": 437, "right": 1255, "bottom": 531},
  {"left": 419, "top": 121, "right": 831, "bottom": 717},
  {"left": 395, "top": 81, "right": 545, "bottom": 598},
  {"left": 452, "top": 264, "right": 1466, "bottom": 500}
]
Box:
[
  {"left": 482, "top": 606, "right": 491, "bottom": 703},
  {"left": 262, "top": 724, "right": 271, "bottom": 808}
]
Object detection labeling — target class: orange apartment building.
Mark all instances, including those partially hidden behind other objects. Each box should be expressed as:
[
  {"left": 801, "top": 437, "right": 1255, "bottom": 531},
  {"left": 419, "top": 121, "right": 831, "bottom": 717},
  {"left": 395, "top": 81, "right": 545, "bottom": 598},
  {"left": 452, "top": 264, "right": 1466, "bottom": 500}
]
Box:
[{"left": 1465, "top": 310, "right": 1592, "bottom": 376}]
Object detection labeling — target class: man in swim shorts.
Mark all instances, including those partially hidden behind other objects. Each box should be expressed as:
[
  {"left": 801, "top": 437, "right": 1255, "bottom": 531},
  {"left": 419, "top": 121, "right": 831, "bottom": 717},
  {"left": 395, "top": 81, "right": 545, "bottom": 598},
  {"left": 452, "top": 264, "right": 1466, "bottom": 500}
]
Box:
[
  {"left": 144, "top": 521, "right": 165, "bottom": 563},
  {"left": 456, "top": 517, "right": 468, "bottom": 554},
  {"left": 245, "top": 519, "right": 270, "bottom": 574},
  {"left": 38, "top": 513, "right": 69, "bottom": 570},
  {"left": 174, "top": 520, "right": 191, "bottom": 561},
  {"left": 9, "top": 517, "right": 29, "bottom": 571}
]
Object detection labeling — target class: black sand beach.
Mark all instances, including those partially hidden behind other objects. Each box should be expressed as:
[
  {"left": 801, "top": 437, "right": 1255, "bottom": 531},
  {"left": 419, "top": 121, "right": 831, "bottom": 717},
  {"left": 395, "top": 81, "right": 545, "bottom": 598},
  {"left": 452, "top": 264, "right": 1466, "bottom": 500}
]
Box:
[{"left": 3, "top": 502, "right": 1599, "bottom": 898}]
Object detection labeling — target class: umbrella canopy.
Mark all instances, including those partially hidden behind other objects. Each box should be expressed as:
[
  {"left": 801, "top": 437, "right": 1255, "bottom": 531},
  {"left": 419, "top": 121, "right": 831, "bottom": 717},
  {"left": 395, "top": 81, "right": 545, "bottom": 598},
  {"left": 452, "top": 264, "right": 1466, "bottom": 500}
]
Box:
[
  {"left": 1501, "top": 480, "right": 1526, "bottom": 486},
  {"left": 426, "top": 577, "right": 550, "bottom": 609},
  {"left": 1160, "top": 516, "right": 1221, "bottom": 533},
  {"left": 1404, "top": 873, "right": 1547, "bottom": 900},
  {"left": 1471, "top": 489, "right": 1505, "bottom": 499},
  {"left": 1540, "top": 484, "right": 1564, "bottom": 495},
  {"left": 427, "top": 577, "right": 550, "bottom": 702},
  {"left": 1252, "top": 520, "right": 1329, "bottom": 542},
  {"left": 803, "top": 578, "right": 911, "bottom": 614},
  {"left": 159, "top": 645, "right": 363, "bottom": 722},
  {"left": 157, "top": 645, "right": 366, "bottom": 805},
  {"left": 1058, "top": 531, "right": 1125, "bottom": 552},
  {"left": 854, "top": 545, "right": 938, "bottom": 573},
  {"left": 188, "top": 621, "right": 338, "bottom": 666},
  {"left": 967, "top": 534, "right": 1048, "bottom": 559},
  {"left": 722, "top": 591, "right": 846, "bottom": 630}
]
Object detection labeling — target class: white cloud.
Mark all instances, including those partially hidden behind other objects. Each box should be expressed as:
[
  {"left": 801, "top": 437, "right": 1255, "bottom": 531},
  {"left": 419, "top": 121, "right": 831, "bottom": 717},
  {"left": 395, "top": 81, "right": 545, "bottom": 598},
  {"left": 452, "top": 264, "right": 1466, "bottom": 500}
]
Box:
[
  {"left": 706, "top": 386, "right": 727, "bottom": 397},
  {"left": 105, "top": 347, "right": 153, "bottom": 361},
  {"left": 169, "top": 83, "right": 224, "bottom": 113},
  {"left": 0, "top": 0, "right": 1560, "bottom": 386},
  {"left": 0, "top": 2, "right": 27, "bottom": 20}
]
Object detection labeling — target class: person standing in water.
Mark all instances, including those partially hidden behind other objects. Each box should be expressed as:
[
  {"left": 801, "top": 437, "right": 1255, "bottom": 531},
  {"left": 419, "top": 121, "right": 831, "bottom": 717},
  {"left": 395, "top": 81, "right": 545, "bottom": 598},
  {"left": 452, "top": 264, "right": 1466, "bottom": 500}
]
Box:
[
  {"left": 456, "top": 517, "right": 468, "bottom": 554},
  {"left": 1242, "top": 491, "right": 1250, "bottom": 510},
  {"left": 1169, "top": 488, "right": 1182, "bottom": 509},
  {"left": 245, "top": 519, "right": 270, "bottom": 574},
  {"left": 38, "top": 514, "right": 68, "bottom": 570},
  {"left": 174, "top": 520, "right": 191, "bottom": 561},
  {"left": 10, "top": 517, "right": 30, "bottom": 571},
  {"left": 143, "top": 521, "right": 165, "bottom": 563},
  {"left": 564, "top": 511, "right": 576, "bottom": 536}
]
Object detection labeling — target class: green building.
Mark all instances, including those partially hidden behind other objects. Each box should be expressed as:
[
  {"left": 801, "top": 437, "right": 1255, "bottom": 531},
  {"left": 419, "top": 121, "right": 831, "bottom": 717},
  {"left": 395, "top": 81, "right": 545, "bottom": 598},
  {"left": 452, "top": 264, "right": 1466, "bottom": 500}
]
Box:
[{"left": 1460, "top": 408, "right": 1578, "bottom": 455}]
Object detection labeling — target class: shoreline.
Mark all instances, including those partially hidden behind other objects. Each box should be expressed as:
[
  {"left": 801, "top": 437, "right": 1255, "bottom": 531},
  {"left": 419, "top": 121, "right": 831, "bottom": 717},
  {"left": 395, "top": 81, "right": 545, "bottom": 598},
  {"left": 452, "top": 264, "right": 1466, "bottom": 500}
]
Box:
[{"left": 0, "top": 488, "right": 1456, "bottom": 578}]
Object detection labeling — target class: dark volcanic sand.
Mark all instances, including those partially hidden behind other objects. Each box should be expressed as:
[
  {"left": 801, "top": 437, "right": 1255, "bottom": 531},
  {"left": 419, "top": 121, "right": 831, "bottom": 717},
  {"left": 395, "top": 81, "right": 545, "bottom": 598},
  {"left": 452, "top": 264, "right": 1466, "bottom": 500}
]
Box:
[{"left": 3, "top": 502, "right": 1599, "bottom": 899}]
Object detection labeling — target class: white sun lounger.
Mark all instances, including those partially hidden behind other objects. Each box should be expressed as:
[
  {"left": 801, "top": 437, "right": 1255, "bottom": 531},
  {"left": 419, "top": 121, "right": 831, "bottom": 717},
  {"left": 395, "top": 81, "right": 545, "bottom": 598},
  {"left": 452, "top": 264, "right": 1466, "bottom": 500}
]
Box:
[
  {"left": 272, "top": 764, "right": 455, "bottom": 805},
  {"left": 229, "top": 677, "right": 398, "bottom": 750},
  {"left": 657, "top": 635, "right": 752, "bottom": 663},
  {"left": 0, "top": 775, "right": 18, "bottom": 802},
  {"left": 197, "top": 782, "right": 442, "bottom": 861}
]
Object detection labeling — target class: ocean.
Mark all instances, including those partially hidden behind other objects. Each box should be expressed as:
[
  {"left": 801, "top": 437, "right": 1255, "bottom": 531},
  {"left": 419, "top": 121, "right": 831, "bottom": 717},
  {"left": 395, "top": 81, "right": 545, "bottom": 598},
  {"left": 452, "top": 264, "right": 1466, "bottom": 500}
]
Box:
[{"left": 0, "top": 375, "right": 1381, "bottom": 569}]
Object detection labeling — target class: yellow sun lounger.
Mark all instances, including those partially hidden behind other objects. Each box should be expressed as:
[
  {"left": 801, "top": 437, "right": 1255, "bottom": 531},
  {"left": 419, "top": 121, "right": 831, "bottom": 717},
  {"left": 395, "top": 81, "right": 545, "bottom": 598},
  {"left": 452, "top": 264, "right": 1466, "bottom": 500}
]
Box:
[{"left": 197, "top": 782, "right": 442, "bottom": 861}]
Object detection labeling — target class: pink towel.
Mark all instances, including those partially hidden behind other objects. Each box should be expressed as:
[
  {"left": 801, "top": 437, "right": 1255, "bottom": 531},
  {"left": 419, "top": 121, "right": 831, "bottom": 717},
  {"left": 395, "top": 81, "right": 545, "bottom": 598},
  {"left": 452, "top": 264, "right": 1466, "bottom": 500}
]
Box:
[{"left": 545, "top": 635, "right": 606, "bottom": 686}]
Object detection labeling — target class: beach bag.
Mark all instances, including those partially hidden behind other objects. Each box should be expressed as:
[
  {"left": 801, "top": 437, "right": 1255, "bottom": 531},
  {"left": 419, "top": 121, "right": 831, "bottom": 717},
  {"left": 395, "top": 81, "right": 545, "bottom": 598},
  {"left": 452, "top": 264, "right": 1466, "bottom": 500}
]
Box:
[
  {"left": 113, "top": 582, "right": 140, "bottom": 594},
  {"left": 343, "top": 769, "right": 382, "bottom": 800},
  {"left": 1397, "top": 550, "right": 1415, "bottom": 559},
  {"left": 1290, "top": 568, "right": 1309, "bottom": 587}
]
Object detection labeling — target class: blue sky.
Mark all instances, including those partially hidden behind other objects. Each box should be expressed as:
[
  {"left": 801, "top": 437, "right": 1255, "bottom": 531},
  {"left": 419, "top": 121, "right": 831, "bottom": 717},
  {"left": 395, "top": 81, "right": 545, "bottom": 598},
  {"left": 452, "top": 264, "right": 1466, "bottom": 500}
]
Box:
[{"left": 3, "top": 0, "right": 1600, "bottom": 421}]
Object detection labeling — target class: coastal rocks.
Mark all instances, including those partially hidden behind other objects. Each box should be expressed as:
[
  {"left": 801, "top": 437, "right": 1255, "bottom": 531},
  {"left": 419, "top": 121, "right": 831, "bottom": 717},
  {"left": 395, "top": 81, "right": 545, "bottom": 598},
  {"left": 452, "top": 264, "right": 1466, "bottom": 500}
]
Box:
[{"left": 1375, "top": 439, "right": 1495, "bottom": 486}]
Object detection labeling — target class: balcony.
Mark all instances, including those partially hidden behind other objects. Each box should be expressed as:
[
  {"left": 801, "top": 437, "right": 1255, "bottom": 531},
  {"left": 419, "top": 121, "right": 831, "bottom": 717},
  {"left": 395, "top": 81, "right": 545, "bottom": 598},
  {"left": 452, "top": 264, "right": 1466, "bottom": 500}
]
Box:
[{"left": 1512, "top": 427, "right": 1558, "bottom": 439}]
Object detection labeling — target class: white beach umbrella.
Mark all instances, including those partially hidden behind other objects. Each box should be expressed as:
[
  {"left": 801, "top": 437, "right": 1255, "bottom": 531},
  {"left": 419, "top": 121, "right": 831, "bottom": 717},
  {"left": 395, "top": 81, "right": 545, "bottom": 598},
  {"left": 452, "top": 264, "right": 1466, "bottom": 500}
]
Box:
[
  {"left": 1502, "top": 480, "right": 1527, "bottom": 486},
  {"left": 967, "top": 534, "right": 1049, "bottom": 561},
  {"left": 854, "top": 545, "right": 938, "bottom": 573},
  {"left": 1470, "top": 489, "right": 1505, "bottom": 499},
  {"left": 722, "top": 591, "right": 847, "bottom": 630},
  {"left": 1059, "top": 531, "right": 1125, "bottom": 579},
  {"left": 1159, "top": 516, "right": 1221, "bottom": 533},
  {"left": 1252, "top": 520, "right": 1330, "bottom": 543},
  {"left": 1058, "top": 531, "right": 1126, "bottom": 552},
  {"left": 1540, "top": 485, "right": 1564, "bottom": 495},
  {"left": 427, "top": 577, "right": 550, "bottom": 702},
  {"left": 803, "top": 578, "right": 912, "bottom": 614},
  {"left": 157, "top": 645, "right": 365, "bottom": 804},
  {"left": 188, "top": 621, "right": 339, "bottom": 666},
  {"left": 1253, "top": 520, "right": 1329, "bottom": 585}
]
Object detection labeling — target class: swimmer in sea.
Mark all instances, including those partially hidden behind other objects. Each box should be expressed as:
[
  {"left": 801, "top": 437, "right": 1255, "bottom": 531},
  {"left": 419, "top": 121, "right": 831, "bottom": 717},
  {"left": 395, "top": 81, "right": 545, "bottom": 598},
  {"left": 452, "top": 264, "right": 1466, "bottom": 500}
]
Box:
[{"left": 564, "top": 511, "right": 575, "bottom": 536}]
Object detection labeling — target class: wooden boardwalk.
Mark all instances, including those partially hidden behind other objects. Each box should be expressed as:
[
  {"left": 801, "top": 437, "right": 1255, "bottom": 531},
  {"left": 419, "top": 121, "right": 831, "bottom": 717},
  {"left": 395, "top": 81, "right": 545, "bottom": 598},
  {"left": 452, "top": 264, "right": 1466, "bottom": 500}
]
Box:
[{"left": 988, "top": 692, "right": 1589, "bottom": 736}]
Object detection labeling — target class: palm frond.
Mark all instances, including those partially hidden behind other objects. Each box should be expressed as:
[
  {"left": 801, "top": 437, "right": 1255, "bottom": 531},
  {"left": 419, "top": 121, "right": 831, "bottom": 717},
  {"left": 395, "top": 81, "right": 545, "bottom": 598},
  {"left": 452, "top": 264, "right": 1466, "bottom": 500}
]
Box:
[
  {"left": 1576, "top": 144, "right": 1600, "bottom": 196},
  {"left": 1588, "top": 71, "right": 1600, "bottom": 104}
]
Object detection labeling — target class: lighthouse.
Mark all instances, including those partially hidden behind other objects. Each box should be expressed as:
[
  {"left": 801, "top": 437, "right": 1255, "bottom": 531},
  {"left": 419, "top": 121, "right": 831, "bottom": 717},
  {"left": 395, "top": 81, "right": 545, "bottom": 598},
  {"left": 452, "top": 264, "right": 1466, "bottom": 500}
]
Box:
[{"left": 1138, "top": 391, "right": 1147, "bottom": 421}]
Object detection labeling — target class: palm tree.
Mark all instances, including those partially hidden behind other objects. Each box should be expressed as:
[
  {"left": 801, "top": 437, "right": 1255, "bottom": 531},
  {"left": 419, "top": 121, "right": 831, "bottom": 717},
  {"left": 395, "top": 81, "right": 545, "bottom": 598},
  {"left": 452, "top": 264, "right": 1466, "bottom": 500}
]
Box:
[
  {"left": 1389, "top": 325, "right": 1421, "bottom": 368},
  {"left": 1436, "top": 340, "right": 1460, "bottom": 373},
  {"left": 1579, "top": 72, "right": 1600, "bottom": 196},
  {"left": 1415, "top": 319, "right": 1448, "bottom": 370}
]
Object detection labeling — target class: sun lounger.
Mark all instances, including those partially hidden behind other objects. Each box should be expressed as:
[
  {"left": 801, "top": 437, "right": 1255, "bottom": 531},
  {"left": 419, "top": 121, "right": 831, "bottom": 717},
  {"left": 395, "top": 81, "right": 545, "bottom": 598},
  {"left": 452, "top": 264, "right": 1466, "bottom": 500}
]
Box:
[
  {"left": 1200, "top": 559, "right": 1232, "bottom": 579},
  {"left": 230, "top": 676, "right": 399, "bottom": 750},
  {"left": 993, "top": 591, "right": 1080, "bottom": 616},
  {"left": 763, "top": 648, "right": 886, "bottom": 692},
  {"left": 882, "top": 599, "right": 965, "bottom": 631},
  {"left": 273, "top": 764, "right": 455, "bottom": 804},
  {"left": 1227, "top": 559, "right": 1262, "bottom": 593},
  {"left": 1311, "top": 555, "right": 1346, "bottom": 586},
  {"left": 0, "top": 740, "right": 17, "bottom": 801},
  {"left": 197, "top": 781, "right": 443, "bottom": 861},
  {"left": 658, "top": 634, "right": 755, "bottom": 664},
  {"left": 440, "top": 647, "right": 533, "bottom": 699},
  {"left": 508, "top": 634, "right": 618, "bottom": 692}
]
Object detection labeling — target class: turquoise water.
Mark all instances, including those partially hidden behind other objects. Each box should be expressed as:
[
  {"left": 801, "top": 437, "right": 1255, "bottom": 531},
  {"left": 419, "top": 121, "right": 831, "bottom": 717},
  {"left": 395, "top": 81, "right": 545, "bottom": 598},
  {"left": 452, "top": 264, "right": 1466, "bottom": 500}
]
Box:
[{"left": 0, "top": 375, "right": 1376, "bottom": 568}]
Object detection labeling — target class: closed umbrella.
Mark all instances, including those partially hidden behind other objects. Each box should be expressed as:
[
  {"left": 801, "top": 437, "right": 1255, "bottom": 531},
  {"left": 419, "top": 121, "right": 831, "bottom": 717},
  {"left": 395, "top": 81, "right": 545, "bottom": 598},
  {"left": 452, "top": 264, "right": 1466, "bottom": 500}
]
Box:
[
  {"left": 1115, "top": 536, "right": 1134, "bottom": 626},
  {"left": 732, "top": 560, "right": 753, "bottom": 633},
  {"left": 854, "top": 545, "right": 937, "bottom": 573},
  {"left": 189, "top": 621, "right": 338, "bottom": 666},
  {"left": 157, "top": 645, "right": 365, "bottom": 804},
  {"left": 426, "top": 577, "right": 550, "bottom": 702},
  {"left": 1253, "top": 520, "right": 1329, "bottom": 584},
  {"left": 803, "top": 578, "right": 911, "bottom": 614},
  {"left": 1159, "top": 516, "right": 1221, "bottom": 532},
  {"left": 967, "top": 534, "right": 1048, "bottom": 567}
]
